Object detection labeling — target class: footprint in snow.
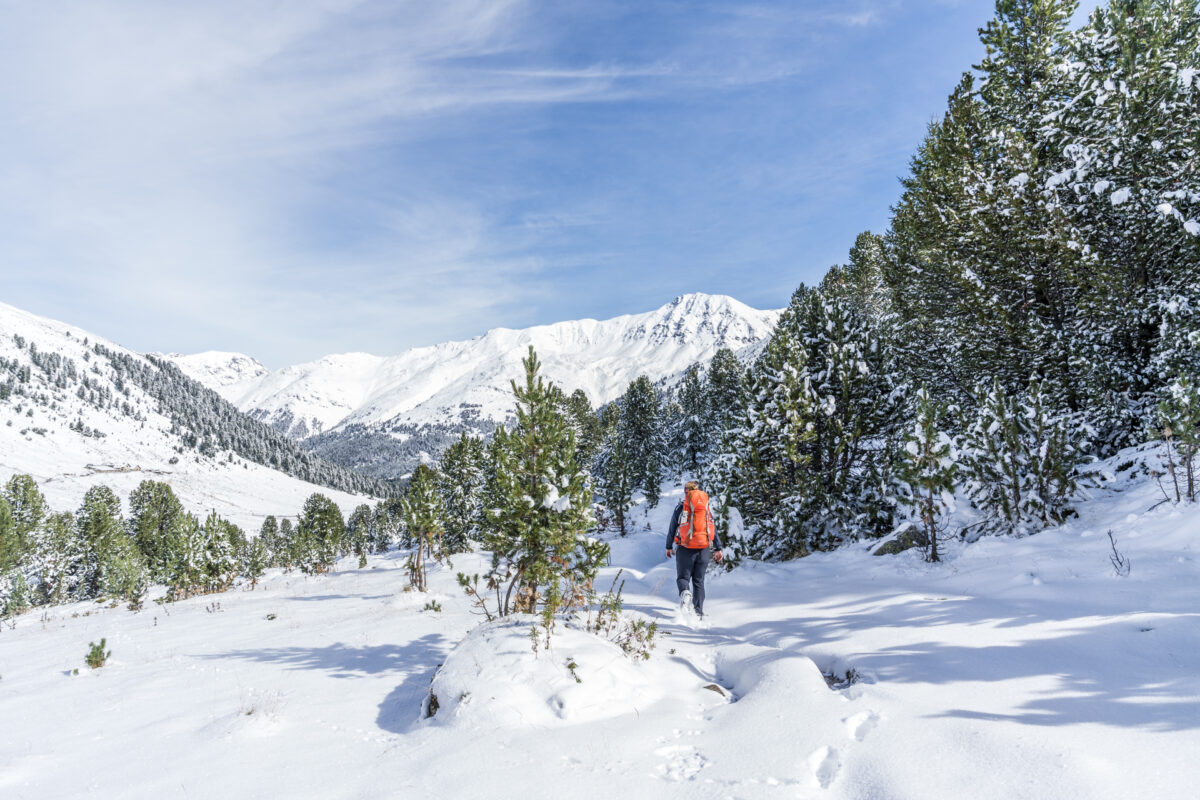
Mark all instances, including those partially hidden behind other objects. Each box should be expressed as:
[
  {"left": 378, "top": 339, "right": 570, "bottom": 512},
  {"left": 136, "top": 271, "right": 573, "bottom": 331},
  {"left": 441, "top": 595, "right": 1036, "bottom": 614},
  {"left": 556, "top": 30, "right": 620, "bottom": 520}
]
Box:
[
  {"left": 654, "top": 745, "right": 708, "bottom": 782},
  {"left": 844, "top": 710, "right": 880, "bottom": 742},
  {"left": 808, "top": 746, "right": 841, "bottom": 790}
]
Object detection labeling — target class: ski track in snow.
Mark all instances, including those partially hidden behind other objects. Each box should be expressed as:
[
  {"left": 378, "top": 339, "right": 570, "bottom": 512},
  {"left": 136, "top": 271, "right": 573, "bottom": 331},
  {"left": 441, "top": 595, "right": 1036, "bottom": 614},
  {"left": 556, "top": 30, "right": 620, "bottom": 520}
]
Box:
[{"left": 3, "top": 467, "right": 1200, "bottom": 799}]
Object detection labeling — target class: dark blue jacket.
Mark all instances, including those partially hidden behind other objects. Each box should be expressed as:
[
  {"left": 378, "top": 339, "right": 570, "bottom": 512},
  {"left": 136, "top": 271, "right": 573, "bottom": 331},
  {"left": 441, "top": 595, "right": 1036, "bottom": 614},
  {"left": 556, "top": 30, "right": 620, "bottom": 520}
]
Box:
[{"left": 667, "top": 498, "right": 723, "bottom": 552}]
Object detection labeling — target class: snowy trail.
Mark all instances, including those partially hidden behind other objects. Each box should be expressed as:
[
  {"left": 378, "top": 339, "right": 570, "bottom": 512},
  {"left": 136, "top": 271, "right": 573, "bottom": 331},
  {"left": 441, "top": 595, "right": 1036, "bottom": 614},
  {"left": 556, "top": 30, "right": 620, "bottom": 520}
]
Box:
[{"left": 3, "top": 478, "right": 1200, "bottom": 798}]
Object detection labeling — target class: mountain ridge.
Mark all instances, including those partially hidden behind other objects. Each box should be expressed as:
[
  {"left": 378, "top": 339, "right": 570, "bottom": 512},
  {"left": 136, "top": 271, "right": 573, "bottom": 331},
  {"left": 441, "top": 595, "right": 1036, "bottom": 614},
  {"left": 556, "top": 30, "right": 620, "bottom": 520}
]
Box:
[{"left": 168, "top": 292, "right": 782, "bottom": 442}]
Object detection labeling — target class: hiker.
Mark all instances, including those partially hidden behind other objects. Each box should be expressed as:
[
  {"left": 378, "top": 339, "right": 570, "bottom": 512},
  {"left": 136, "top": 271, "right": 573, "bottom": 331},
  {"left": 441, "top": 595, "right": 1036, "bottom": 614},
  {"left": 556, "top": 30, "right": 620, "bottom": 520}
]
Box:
[{"left": 665, "top": 481, "right": 724, "bottom": 618}]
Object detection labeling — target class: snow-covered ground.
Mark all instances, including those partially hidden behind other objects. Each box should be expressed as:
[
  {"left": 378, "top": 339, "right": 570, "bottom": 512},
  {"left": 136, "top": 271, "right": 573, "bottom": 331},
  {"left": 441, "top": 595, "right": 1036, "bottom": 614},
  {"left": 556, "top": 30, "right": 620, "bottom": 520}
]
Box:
[{"left": 3, "top": 464, "right": 1198, "bottom": 799}]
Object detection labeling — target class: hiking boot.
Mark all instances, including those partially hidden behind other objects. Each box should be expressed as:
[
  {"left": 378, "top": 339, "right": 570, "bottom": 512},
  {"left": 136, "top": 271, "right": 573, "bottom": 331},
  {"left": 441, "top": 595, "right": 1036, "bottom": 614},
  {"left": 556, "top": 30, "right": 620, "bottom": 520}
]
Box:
[{"left": 680, "top": 589, "right": 692, "bottom": 612}]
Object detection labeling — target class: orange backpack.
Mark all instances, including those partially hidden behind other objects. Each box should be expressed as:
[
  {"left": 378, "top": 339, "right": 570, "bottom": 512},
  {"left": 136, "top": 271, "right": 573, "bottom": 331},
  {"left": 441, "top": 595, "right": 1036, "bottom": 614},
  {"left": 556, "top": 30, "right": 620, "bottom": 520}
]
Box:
[{"left": 676, "top": 490, "right": 712, "bottom": 549}]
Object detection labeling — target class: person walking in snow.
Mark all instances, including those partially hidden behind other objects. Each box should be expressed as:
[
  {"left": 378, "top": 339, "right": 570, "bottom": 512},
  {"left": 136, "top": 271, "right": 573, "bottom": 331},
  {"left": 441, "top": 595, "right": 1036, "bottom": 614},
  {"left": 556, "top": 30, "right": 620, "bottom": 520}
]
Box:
[{"left": 666, "top": 481, "right": 724, "bottom": 618}]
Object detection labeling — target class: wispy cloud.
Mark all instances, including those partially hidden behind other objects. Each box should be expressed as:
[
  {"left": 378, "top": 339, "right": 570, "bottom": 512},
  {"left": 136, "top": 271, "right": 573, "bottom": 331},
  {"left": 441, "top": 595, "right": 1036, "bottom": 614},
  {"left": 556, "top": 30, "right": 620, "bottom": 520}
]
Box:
[{"left": 0, "top": 0, "right": 654, "bottom": 364}]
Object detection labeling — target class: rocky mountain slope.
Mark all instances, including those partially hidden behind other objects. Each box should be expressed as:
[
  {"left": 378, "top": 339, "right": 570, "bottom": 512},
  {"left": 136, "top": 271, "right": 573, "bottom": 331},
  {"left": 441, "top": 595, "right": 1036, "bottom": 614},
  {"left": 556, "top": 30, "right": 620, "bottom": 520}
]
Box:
[{"left": 0, "top": 302, "right": 389, "bottom": 528}]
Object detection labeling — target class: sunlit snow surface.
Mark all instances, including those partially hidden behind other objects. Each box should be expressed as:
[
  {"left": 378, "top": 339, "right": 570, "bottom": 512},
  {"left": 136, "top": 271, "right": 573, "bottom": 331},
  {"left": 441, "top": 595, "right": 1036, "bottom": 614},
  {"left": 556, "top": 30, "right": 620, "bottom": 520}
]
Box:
[{"left": 3, "top": 459, "right": 1199, "bottom": 799}]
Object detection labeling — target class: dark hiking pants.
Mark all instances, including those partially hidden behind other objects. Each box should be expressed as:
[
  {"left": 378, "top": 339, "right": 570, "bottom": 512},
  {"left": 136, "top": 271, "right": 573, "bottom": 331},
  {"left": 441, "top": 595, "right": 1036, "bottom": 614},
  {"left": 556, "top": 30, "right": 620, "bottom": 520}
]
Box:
[{"left": 675, "top": 546, "right": 711, "bottom": 615}]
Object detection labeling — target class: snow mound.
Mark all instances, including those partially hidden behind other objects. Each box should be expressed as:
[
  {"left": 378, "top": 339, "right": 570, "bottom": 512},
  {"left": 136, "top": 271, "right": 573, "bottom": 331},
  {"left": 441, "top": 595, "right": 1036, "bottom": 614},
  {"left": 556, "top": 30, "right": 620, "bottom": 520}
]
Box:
[{"left": 428, "top": 620, "right": 664, "bottom": 728}]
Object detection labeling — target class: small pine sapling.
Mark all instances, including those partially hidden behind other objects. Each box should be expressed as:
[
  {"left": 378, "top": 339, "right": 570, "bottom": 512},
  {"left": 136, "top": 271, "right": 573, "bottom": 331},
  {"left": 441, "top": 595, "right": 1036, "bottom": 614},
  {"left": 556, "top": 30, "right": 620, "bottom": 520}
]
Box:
[
  {"left": 86, "top": 638, "right": 111, "bottom": 669},
  {"left": 895, "top": 388, "right": 958, "bottom": 563},
  {"left": 1158, "top": 378, "right": 1200, "bottom": 502}
]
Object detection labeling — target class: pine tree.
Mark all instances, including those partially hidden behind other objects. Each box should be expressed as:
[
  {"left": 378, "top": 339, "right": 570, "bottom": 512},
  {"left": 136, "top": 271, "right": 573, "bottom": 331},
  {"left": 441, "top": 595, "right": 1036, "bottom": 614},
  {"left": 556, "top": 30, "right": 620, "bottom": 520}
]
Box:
[
  {"left": 617, "top": 376, "right": 665, "bottom": 507},
  {"left": 731, "top": 298, "right": 816, "bottom": 557},
  {"left": 371, "top": 500, "right": 403, "bottom": 553},
  {"left": 0, "top": 496, "right": 16, "bottom": 576},
  {"left": 705, "top": 348, "right": 747, "bottom": 464},
  {"left": 438, "top": 433, "right": 485, "bottom": 554},
  {"left": 296, "top": 494, "right": 345, "bottom": 574},
  {"left": 1043, "top": 0, "right": 1200, "bottom": 447},
  {"left": 33, "top": 511, "right": 83, "bottom": 605},
  {"left": 128, "top": 480, "right": 184, "bottom": 581},
  {"left": 3, "top": 475, "right": 46, "bottom": 571},
  {"left": 278, "top": 517, "right": 298, "bottom": 569},
  {"left": 258, "top": 515, "right": 281, "bottom": 566},
  {"left": 675, "top": 365, "right": 708, "bottom": 475},
  {"left": 562, "top": 389, "right": 604, "bottom": 470},
  {"left": 76, "top": 485, "right": 148, "bottom": 602},
  {"left": 473, "top": 347, "right": 607, "bottom": 628},
  {"left": 402, "top": 464, "right": 444, "bottom": 592},
  {"left": 960, "top": 379, "right": 1090, "bottom": 534},
  {"left": 347, "top": 504, "right": 373, "bottom": 568},
  {"left": 895, "top": 388, "right": 959, "bottom": 563},
  {"left": 244, "top": 537, "right": 268, "bottom": 588},
  {"left": 597, "top": 432, "right": 635, "bottom": 536},
  {"left": 200, "top": 511, "right": 243, "bottom": 593},
  {"left": 164, "top": 513, "right": 205, "bottom": 599}
]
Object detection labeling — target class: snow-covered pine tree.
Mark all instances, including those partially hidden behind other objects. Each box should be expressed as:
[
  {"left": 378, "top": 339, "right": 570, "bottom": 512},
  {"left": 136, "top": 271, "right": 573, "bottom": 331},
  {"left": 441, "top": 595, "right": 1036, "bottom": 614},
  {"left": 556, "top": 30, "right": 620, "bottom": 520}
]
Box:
[
  {"left": 1043, "top": 0, "right": 1200, "bottom": 447},
  {"left": 32, "top": 511, "right": 82, "bottom": 606},
  {"left": 3, "top": 475, "right": 46, "bottom": 570},
  {"left": 0, "top": 498, "right": 13, "bottom": 575},
  {"left": 296, "top": 493, "right": 345, "bottom": 574},
  {"left": 617, "top": 375, "right": 665, "bottom": 508},
  {"left": 164, "top": 513, "right": 205, "bottom": 599},
  {"left": 200, "top": 511, "right": 243, "bottom": 594},
  {"left": 347, "top": 504, "right": 373, "bottom": 568},
  {"left": 258, "top": 515, "right": 281, "bottom": 566},
  {"left": 277, "top": 517, "right": 298, "bottom": 568},
  {"left": 960, "top": 379, "right": 1090, "bottom": 535},
  {"left": 438, "top": 433, "right": 485, "bottom": 554},
  {"left": 402, "top": 464, "right": 444, "bottom": 591},
  {"left": 127, "top": 480, "right": 185, "bottom": 581},
  {"left": 473, "top": 347, "right": 607, "bottom": 631},
  {"left": 76, "top": 485, "right": 148, "bottom": 603},
  {"left": 895, "top": 387, "right": 959, "bottom": 563},
  {"left": 705, "top": 348, "right": 748, "bottom": 457},
  {"left": 790, "top": 287, "right": 908, "bottom": 548},
  {"left": 371, "top": 499, "right": 403, "bottom": 553},
  {"left": 597, "top": 432, "right": 635, "bottom": 536},
  {"left": 675, "top": 365, "right": 708, "bottom": 475},
  {"left": 730, "top": 297, "right": 815, "bottom": 558},
  {"left": 562, "top": 388, "right": 604, "bottom": 470},
  {"left": 243, "top": 537, "right": 267, "bottom": 588}
]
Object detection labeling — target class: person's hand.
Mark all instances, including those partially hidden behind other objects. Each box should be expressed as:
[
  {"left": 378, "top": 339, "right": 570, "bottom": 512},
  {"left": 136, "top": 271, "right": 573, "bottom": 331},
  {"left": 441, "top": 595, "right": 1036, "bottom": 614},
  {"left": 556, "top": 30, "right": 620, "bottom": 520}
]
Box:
[
  {"left": 713, "top": 550, "right": 724, "bottom": 563},
  {"left": 666, "top": 549, "right": 673, "bottom": 559}
]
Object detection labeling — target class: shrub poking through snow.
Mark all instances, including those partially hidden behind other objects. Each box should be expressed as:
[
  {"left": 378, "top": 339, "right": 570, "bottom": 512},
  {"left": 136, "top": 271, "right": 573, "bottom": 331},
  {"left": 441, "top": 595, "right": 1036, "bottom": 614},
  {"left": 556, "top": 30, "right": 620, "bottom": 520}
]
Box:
[
  {"left": 586, "top": 570, "right": 658, "bottom": 660},
  {"left": 86, "top": 638, "right": 110, "bottom": 669},
  {"left": 1107, "top": 530, "right": 1131, "bottom": 577}
]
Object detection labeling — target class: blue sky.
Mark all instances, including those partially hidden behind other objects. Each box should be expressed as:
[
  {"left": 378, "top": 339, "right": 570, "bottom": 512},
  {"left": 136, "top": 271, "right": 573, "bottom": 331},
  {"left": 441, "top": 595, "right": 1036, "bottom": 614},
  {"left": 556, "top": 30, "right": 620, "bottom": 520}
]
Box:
[{"left": 0, "top": 0, "right": 1100, "bottom": 367}]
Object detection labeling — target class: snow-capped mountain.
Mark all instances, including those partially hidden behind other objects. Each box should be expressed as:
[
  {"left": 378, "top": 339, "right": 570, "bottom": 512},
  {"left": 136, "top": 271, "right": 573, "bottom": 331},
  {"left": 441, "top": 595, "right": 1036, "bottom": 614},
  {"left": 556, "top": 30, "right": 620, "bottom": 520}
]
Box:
[
  {"left": 0, "top": 302, "right": 385, "bottom": 529},
  {"left": 169, "top": 293, "right": 781, "bottom": 440},
  {"left": 162, "top": 351, "right": 269, "bottom": 391}
]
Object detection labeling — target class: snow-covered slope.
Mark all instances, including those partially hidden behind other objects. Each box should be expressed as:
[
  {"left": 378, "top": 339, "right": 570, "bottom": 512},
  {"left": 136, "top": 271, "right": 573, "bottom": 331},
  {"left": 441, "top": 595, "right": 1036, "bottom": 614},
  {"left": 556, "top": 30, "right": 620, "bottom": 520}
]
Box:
[
  {"left": 170, "top": 293, "right": 781, "bottom": 439},
  {"left": 0, "top": 302, "right": 377, "bottom": 528},
  {"left": 3, "top": 457, "right": 1198, "bottom": 798},
  {"left": 162, "top": 351, "right": 269, "bottom": 391}
]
